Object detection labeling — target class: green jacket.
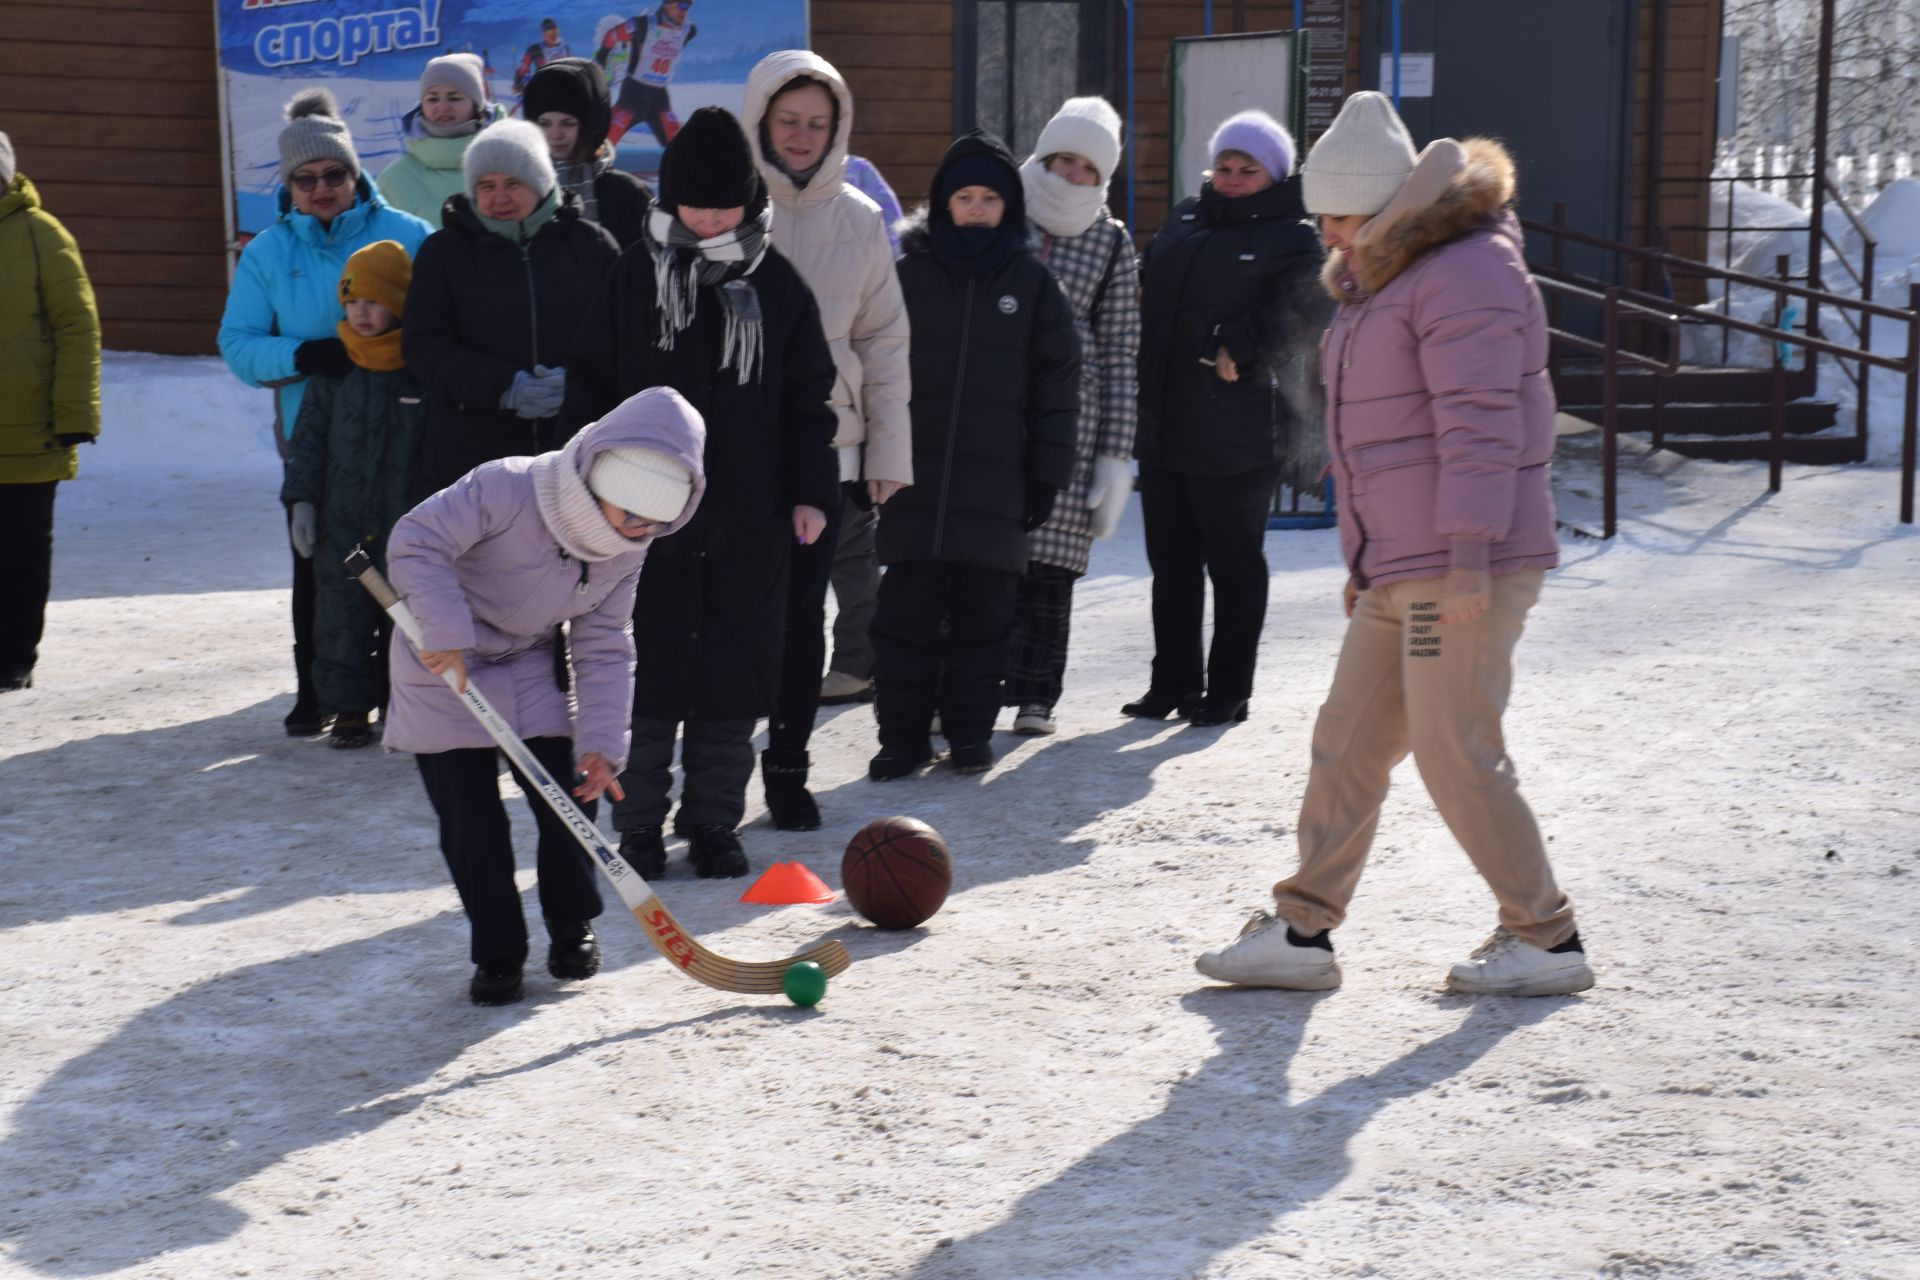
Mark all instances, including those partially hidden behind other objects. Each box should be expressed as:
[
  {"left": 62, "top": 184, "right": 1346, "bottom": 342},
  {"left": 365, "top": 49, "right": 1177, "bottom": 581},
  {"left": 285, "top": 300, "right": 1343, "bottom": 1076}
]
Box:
[
  {"left": 280, "top": 363, "right": 428, "bottom": 567},
  {"left": 376, "top": 106, "right": 509, "bottom": 228},
  {"left": 0, "top": 173, "right": 101, "bottom": 484}
]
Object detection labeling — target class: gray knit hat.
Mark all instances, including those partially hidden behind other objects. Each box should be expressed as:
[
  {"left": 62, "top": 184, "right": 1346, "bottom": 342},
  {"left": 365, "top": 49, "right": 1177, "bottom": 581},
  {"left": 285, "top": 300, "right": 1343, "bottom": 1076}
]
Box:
[
  {"left": 0, "top": 132, "right": 15, "bottom": 190},
  {"left": 420, "top": 53, "right": 488, "bottom": 109},
  {"left": 1300, "top": 91, "right": 1418, "bottom": 217},
  {"left": 277, "top": 89, "right": 361, "bottom": 187},
  {"left": 462, "top": 118, "right": 556, "bottom": 197}
]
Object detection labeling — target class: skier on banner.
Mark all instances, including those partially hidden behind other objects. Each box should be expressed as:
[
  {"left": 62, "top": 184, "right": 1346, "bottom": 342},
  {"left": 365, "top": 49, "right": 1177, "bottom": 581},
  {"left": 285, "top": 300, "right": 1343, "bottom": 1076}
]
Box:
[
  {"left": 596, "top": 0, "right": 698, "bottom": 147},
  {"left": 512, "top": 18, "right": 572, "bottom": 110}
]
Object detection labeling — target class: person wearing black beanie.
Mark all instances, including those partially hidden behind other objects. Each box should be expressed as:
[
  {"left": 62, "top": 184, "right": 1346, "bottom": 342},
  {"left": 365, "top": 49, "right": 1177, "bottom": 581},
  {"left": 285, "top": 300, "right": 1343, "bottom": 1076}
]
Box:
[
  {"left": 866, "top": 130, "right": 1081, "bottom": 780},
  {"left": 525, "top": 57, "right": 653, "bottom": 249},
  {"left": 564, "top": 104, "right": 838, "bottom": 881}
]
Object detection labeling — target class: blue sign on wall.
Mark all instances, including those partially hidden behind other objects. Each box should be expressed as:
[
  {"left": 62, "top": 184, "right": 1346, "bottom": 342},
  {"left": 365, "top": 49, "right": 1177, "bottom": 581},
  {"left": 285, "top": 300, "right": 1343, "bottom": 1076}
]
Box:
[{"left": 215, "top": 0, "right": 809, "bottom": 236}]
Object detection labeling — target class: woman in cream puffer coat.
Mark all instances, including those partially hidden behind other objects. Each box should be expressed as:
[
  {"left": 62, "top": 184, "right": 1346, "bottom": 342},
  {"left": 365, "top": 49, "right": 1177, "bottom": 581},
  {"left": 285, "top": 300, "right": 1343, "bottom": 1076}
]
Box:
[{"left": 742, "top": 48, "right": 912, "bottom": 830}]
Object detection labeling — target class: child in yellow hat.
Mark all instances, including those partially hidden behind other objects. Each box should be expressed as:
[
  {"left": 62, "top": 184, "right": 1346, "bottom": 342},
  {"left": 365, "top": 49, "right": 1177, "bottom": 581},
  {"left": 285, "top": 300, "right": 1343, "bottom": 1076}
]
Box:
[{"left": 280, "top": 240, "right": 427, "bottom": 747}]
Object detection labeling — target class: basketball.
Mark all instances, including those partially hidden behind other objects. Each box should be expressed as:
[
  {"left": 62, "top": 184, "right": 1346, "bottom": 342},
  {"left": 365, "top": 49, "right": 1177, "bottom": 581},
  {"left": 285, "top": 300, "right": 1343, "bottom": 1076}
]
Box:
[{"left": 842, "top": 817, "right": 952, "bottom": 930}]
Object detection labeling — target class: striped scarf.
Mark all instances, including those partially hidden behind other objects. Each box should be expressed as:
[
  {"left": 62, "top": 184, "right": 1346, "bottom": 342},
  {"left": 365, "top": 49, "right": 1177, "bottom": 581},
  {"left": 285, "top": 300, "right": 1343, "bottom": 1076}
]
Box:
[{"left": 642, "top": 204, "right": 772, "bottom": 385}]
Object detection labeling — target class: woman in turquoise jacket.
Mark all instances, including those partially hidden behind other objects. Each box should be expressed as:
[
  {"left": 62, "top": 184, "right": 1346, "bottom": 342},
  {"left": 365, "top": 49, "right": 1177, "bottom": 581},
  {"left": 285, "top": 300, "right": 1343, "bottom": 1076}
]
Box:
[{"left": 217, "top": 87, "right": 431, "bottom": 737}]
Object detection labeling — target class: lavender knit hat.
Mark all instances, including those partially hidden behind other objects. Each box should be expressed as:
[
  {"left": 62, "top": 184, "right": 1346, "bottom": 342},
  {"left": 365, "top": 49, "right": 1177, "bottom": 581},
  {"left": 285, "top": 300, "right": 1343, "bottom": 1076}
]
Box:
[{"left": 1207, "top": 110, "right": 1295, "bottom": 182}]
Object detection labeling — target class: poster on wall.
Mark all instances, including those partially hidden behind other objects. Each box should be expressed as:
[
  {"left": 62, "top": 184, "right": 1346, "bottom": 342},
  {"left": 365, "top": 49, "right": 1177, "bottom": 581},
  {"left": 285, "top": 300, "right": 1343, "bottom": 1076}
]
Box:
[{"left": 214, "top": 0, "right": 809, "bottom": 240}]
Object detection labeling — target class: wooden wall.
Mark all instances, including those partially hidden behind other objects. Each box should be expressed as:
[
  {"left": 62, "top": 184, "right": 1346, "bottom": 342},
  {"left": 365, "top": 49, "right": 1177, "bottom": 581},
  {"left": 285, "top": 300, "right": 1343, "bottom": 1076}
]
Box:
[
  {"left": 815, "top": 0, "right": 954, "bottom": 213},
  {"left": 0, "top": 0, "right": 228, "bottom": 355},
  {"left": 1631, "top": 0, "right": 1723, "bottom": 268}
]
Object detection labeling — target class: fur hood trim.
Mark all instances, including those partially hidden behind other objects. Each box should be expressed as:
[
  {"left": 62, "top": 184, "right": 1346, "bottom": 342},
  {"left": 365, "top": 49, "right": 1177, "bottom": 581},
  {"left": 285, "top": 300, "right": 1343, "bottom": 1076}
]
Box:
[{"left": 1320, "top": 137, "right": 1515, "bottom": 300}]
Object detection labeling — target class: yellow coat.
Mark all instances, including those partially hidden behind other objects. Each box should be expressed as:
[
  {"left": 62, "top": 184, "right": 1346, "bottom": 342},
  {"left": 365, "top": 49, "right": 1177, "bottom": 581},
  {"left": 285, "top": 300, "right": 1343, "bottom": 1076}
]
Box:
[{"left": 0, "top": 173, "right": 100, "bottom": 483}]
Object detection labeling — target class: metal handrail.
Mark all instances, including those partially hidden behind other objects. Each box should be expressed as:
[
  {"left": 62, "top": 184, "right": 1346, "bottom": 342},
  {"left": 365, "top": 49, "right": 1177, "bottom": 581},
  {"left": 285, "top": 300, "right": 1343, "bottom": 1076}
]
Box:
[{"left": 1522, "top": 217, "right": 1915, "bottom": 324}]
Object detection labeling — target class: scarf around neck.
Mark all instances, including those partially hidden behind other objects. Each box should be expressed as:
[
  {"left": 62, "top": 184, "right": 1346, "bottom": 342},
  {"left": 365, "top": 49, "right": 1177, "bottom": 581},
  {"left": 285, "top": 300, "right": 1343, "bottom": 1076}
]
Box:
[
  {"left": 1019, "top": 158, "right": 1110, "bottom": 238},
  {"left": 337, "top": 321, "right": 406, "bottom": 372},
  {"left": 476, "top": 187, "right": 561, "bottom": 244},
  {"left": 557, "top": 148, "right": 615, "bottom": 225},
  {"left": 642, "top": 204, "right": 773, "bottom": 385},
  {"left": 529, "top": 434, "right": 645, "bottom": 563}
]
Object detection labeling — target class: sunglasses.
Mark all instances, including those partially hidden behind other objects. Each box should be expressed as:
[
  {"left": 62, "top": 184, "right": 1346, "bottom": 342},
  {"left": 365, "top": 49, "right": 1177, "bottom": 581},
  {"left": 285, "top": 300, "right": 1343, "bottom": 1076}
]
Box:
[{"left": 291, "top": 167, "right": 353, "bottom": 193}]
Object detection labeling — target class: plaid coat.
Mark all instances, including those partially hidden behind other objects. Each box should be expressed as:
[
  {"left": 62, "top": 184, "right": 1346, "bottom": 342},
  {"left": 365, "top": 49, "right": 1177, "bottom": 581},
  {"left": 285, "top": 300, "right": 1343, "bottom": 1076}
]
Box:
[{"left": 1026, "top": 215, "right": 1140, "bottom": 574}]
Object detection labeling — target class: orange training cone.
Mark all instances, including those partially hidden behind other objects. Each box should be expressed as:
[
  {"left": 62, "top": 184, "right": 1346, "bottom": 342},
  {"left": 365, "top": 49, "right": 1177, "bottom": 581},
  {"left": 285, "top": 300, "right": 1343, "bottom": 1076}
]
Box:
[{"left": 740, "top": 861, "right": 836, "bottom": 905}]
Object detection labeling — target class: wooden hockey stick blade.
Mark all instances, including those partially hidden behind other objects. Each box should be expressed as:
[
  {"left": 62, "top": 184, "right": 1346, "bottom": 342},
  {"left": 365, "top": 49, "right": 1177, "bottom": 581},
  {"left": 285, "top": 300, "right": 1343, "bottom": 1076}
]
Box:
[{"left": 348, "top": 549, "right": 852, "bottom": 997}]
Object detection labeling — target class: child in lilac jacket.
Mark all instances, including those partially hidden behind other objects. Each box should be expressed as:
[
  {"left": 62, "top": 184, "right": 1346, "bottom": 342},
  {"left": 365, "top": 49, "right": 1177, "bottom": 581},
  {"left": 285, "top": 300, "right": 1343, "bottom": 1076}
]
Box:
[{"left": 383, "top": 387, "right": 706, "bottom": 1005}]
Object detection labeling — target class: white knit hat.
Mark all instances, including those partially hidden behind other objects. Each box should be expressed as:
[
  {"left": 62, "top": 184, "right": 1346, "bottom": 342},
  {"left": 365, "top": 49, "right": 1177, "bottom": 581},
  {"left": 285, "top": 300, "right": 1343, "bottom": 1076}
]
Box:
[
  {"left": 1032, "top": 96, "right": 1123, "bottom": 184},
  {"left": 462, "top": 118, "right": 557, "bottom": 198},
  {"left": 589, "top": 447, "right": 694, "bottom": 522},
  {"left": 1300, "top": 91, "right": 1418, "bottom": 217}
]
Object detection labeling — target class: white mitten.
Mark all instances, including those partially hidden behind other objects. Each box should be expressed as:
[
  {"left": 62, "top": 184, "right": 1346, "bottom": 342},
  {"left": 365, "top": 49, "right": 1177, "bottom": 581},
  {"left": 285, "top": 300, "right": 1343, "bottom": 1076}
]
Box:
[
  {"left": 1086, "top": 456, "right": 1134, "bottom": 540},
  {"left": 290, "top": 501, "right": 318, "bottom": 559}
]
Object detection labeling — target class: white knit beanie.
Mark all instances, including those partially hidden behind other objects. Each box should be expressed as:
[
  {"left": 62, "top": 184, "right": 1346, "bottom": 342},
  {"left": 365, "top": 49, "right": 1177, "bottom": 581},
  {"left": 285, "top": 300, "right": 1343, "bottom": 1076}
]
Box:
[
  {"left": 421, "top": 53, "right": 488, "bottom": 107},
  {"left": 1300, "top": 90, "right": 1419, "bottom": 217},
  {"left": 589, "top": 447, "right": 694, "bottom": 522},
  {"left": 1032, "top": 96, "right": 1123, "bottom": 184},
  {"left": 462, "top": 118, "right": 557, "bottom": 197}
]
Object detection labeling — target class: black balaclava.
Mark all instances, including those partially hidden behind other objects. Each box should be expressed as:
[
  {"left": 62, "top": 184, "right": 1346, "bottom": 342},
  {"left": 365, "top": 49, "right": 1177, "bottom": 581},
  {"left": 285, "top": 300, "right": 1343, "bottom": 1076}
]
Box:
[{"left": 928, "top": 129, "right": 1025, "bottom": 278}]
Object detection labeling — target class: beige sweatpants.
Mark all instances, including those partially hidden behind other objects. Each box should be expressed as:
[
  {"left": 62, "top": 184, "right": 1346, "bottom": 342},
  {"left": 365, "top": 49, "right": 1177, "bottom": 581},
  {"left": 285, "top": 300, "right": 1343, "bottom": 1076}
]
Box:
[{"left": 1271, "top": 569, "right": 1576, "bottom": 949}]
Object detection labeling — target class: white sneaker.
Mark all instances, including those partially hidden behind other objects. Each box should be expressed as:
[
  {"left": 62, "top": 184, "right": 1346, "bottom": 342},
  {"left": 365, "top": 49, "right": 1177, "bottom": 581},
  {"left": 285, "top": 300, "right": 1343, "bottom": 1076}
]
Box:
[
  {"left": 1011, "top": 703, "right": 1056, "bottom": 736},
  {"left": 1194, "top": 911, "right": 1342, "bottom": 989},
  {"left": 1445, "top": 928, "right": 1595, "bottom": 996}
]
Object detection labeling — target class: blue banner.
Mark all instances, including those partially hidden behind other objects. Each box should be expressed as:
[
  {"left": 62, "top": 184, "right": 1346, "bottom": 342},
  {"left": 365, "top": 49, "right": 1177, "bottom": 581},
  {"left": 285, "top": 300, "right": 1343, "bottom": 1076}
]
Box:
[{"left": 215, "top": 0, "right": 809, "bottom": 236}]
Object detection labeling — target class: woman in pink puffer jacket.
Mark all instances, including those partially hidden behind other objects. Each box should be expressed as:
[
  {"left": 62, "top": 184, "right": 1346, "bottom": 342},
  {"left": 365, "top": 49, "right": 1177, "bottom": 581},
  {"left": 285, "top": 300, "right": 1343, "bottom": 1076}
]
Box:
[{"left": 1194, "top": 92, "right": 1591, "bottom": 999}]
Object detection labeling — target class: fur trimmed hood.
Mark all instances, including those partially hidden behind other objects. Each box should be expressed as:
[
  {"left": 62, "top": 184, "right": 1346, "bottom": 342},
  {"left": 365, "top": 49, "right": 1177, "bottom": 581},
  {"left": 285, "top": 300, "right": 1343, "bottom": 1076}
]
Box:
[{"left": 1321, "top": 136, "right": 1516, "bottom": 300}]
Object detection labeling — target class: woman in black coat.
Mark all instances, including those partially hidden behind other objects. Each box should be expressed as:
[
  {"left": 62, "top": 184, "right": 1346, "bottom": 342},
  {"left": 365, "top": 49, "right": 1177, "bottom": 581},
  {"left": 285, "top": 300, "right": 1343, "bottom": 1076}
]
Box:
[
  {"left": 405, "top": 119, "right": 619, "bottom": 494},
  {"left": 523, "top": 57, "right": 653, "bottom": 250},
  {"left": 1130, "top": 110, "right": 1325, "bottom": 727},
  {"left": 870, "top": 130, "right": 1080, "bottom": 780},
  {"left": 567, "top": 106, "right": 837, "bottom": 881}
]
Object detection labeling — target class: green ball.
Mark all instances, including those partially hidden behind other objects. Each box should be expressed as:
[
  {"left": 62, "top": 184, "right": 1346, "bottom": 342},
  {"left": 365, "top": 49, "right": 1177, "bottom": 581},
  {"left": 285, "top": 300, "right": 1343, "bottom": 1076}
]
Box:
[{"left": 782, "top": 961, "right": 828, "bottom": 1007}]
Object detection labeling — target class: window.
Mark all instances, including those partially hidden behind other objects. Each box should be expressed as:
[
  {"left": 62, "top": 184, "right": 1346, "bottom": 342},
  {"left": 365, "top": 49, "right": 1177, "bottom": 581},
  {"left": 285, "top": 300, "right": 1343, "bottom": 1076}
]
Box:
[{"left": 958, "top": 0, "right": 1113, "bottom": 156}]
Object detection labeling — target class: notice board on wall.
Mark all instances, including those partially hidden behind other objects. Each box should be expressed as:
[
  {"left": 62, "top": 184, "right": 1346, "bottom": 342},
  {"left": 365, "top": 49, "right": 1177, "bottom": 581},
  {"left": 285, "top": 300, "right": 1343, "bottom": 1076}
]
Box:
[{"left": 1167, "top": 31, "right": 1308, "bottom": 208}]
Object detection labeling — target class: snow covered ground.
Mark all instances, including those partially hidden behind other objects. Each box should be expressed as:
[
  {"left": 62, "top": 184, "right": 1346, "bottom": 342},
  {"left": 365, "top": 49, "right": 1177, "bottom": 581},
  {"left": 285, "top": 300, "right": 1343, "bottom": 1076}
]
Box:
[{"left": 2, "top": 356, "right": 1917, "bottom": 1279}]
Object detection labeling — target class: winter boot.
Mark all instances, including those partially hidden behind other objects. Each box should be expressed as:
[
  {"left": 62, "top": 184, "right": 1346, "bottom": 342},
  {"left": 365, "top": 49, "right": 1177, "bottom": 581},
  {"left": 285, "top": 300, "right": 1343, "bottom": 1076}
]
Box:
[
  {"left": 619, "top": 826, "right": 668, "bottom": 879},
  {"left": 1445, "top": 928, "right": 1594, "bottom": 996},
  {"left": 546, "top": 920, "right": 602, "bottom": 980},
  {"left": 1187, "top": 698, "right": 1250, "bottom": 727},
  {"left": 0, "top": 668, "right": 32, "bottom": 692},
  {"left": 1194, "top": 911, "right": 1342, "bottom": 990},
  {"left": 761, "top": 750, "right": 822, "bottom": 831},
  {"left": 948, "top": 740, "right": 995, "bottom": 775},
  {"left": 1121, "top": 688, "right": 1203, "bottom": 720},
  {"left": 868, "top": 742, "right": 935, "bottom": 781},
  {"left": 328, "top": 711, "right": 375, "bottom": 749},
  {"left": 469, "top": 962, "right": 525, "bottom": 1006},
  {"left": 687, "top": 824, "right": 750, "bottom": 879}
]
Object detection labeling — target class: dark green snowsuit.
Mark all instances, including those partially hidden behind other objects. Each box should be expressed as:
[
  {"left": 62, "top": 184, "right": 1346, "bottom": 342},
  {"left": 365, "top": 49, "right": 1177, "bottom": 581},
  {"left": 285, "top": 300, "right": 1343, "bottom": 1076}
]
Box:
[{"left": 281, "top": 365, "right": 427, "bottom": 714}]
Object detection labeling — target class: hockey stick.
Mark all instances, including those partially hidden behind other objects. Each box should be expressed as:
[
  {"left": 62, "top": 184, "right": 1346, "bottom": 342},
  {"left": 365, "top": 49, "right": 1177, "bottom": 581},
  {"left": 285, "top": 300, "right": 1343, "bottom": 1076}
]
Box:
[{"left": 347, "top": 549, "right": 851, "bottom": 995}]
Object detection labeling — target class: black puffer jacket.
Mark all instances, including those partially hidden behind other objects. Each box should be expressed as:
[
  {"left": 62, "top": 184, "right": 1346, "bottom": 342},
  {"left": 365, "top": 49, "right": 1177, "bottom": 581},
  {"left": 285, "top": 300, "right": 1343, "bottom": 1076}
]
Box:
[
  {"left": 1136, "top": 176, "right": 1325, "bottom": 477},
  {"left": 879, "top": 136, "right": 1080, "bottom": 576},
  {"left": 566, "top": 233, "right": 838, "bottom": 721},
  {"left": 404, "top": 192, "right": 619, "bottom": 493}
]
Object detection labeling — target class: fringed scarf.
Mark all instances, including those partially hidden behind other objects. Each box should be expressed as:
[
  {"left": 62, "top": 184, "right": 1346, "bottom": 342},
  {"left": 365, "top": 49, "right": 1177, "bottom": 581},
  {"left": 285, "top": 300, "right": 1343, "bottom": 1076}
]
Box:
[
  {"left": 529, "top": 432, "right": 644, "bottom": 563},
  {"left": 641, "top": 203, "right": 772, "bottom": 385}
]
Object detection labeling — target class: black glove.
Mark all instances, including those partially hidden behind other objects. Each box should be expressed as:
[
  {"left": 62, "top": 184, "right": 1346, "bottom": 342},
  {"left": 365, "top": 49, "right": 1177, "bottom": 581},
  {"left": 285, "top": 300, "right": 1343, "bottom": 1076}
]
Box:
[
  {"left": 843, "top": 478, "right": 875, "bottom": 513},
  {"left": 1022, "top": 481, "right": 1058, "bottom": 532},
  {"left": 55, "top": 433, "right": 93, "bottom": 447},
  {"left": 294, "top": 337, "right": 353, "bottom": 380}
]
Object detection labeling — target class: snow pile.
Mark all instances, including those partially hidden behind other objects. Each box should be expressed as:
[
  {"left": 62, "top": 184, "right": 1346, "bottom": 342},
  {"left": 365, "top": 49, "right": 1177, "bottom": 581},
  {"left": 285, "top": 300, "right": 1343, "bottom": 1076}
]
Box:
[
  {"left": 1679, "top": 182, "right": 1920, "bottom": 464},
  {"left": 90, "top": 352, "right": 282, "bottom": 478}
]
